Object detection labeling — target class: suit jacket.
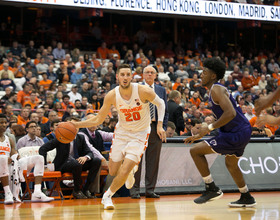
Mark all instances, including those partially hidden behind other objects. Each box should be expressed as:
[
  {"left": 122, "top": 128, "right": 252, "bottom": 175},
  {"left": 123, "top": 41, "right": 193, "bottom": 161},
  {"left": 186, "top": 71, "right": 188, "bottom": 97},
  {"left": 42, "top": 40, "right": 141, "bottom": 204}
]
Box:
[
  {"left": 39, "top": 134, "right": 93, "bottom": 171},
  {"left": 167, "top": 100, "right": 185, "bottom": 134},
  {"left": 143, "top": 83, "right": 169, "bottom": 130}
]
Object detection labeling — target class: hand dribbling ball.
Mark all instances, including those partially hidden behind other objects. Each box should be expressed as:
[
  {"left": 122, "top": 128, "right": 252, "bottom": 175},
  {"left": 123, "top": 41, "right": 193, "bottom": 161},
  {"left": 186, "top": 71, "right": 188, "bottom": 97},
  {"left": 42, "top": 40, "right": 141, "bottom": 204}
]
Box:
[{"left": 55, "top": 122, "right": 77, "bottom": 144}]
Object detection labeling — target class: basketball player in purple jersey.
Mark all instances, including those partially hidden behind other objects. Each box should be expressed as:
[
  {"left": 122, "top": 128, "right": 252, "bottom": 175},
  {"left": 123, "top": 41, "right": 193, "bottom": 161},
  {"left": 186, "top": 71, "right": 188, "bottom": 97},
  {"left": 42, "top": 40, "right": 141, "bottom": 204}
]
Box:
[{"left": 184, "top": 58, "right": 256, "bottom": 207}]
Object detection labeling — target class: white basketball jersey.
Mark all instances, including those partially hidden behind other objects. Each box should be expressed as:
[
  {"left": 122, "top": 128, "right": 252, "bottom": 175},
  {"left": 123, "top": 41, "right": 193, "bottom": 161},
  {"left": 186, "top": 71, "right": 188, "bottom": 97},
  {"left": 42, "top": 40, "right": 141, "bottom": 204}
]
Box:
[
  {"left": 0, "top": 135, "right": 11, "bottom": 157},
  {"left": 115, "top": 83, "right": 151, "bottom": 132}
]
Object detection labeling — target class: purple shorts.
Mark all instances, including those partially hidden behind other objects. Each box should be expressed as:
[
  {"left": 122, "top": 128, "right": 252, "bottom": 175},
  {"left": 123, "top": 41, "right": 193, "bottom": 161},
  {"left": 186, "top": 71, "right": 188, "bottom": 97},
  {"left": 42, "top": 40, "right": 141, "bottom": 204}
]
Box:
[{"left": 205, "top": 126, "right": 251, "bottom": 157}]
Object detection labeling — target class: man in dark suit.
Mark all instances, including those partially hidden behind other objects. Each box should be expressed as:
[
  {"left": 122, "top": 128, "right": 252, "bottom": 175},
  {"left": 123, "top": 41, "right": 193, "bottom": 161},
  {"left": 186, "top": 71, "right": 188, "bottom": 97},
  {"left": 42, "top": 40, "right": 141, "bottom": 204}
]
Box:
[
  {"left": 130, "top": 65, "right": 169, "bottom": 199},
  {"left": 167, "top": 90, "right": 185, "bottom": 135},
  {"left": 39, "top": 123, "right": 102, "bottom": 199}
]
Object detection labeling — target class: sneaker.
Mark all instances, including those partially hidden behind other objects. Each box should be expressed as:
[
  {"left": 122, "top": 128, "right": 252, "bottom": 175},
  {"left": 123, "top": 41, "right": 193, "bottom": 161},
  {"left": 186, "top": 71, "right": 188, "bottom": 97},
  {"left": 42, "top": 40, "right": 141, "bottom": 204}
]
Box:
[
  {"left": 228, "top": 192, "right": 257, "bottom": 208},
  {"left": 125, "top": 165, "right": 138, "bottom": 189},
  {"left": 31, "top": 192, "right": 54, "bottom": 202},
  {"left": 4, "top": 192, "right": 14, "bottom": 205},
  {"left": 13, "top": 196, "right": 22, "bottom": 203},
  {"left": 101, "top": 197, "right": 115, "bottom": 210},
  {"left": 194, "top": 183, "right": 223, "bottom": 204},
  {"left": 73, "top": 190, "right": 87, "bottom": 199}
]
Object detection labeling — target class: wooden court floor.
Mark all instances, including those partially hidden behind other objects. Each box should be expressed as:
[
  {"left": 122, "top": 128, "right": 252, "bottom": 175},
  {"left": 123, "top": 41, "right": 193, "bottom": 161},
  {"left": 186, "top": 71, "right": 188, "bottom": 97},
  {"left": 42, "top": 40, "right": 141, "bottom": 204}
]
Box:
[{"left": 0, "top": 191, "right": 279, "bottom": 220}]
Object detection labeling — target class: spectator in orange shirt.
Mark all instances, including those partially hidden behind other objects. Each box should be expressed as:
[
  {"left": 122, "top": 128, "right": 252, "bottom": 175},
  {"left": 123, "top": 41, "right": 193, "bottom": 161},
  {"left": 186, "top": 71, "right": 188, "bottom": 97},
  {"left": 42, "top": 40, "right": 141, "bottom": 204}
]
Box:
[
  {"left": 108, "top": 45, "right": 120, "bottom": 59},
  {"left": 33, "top": 53, "right": 41, "bottom": 66},
  {"left": 39, "top": 72, "right": 53, "bottom": 90},
  {"left": 61, "top": 94, "right": 75, "bottom": 110},
  {"left": 91, "top": 52, "right": 101, "bottom": 69},
  {"left": 17, "top": 83, "right": 31, "bottom": 106},
  {"left": 17, "top": 107, "right": 30, "bottom": 127},
  {"left": 241, "top": 71, "right": 254, "bottom": 91},
  {"left": 24, "top": 90, "right": 41, "bottom": 110},
  {"left": 272, "top": 67, "right": 280, "bottom": 86},
  {"left": 97, "top": 42, "right": 109, "bottom": 59},
  {"left": 189, "top": 92, "right": 201, "bottom": 108},
  {"left": 0, "top": 59, "right": 13, "bottom": 71},
  {"left": 172, "top": 77, "right": 182, "bottom": 91},
  {"left": 36, "top": 108, "right": 49, "bottom": 124},
  {"left": 251, "top": 69, "right": 261, "bottom": 86},
  {"left": 199, "top": 102, "right": 212, "bottom": 116},
  {"left": 13, "top": 61, "right": 26, "bottom": 78}
]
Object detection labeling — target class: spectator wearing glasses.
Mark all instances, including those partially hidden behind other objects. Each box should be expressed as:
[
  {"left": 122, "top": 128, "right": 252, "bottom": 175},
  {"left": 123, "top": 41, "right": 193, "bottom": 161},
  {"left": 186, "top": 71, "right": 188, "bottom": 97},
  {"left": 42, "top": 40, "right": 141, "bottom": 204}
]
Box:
[{"left": 16, "top": 121, "right": 44, "bottom": 150}]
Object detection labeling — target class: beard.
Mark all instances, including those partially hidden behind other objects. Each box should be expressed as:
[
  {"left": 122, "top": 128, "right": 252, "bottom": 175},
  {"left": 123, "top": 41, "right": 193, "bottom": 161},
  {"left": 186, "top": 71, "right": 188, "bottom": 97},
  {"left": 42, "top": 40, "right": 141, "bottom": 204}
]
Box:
[{"left": 120, "top": 81, "right": 130, "bottom": 89}]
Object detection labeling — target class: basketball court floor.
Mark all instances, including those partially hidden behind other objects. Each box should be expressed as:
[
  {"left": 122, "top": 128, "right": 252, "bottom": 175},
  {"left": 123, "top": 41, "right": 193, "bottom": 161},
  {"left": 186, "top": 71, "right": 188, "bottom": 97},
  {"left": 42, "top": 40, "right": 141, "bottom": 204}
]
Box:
[{"left": 0, "top": 191, "right": 279, "bottom": 220}]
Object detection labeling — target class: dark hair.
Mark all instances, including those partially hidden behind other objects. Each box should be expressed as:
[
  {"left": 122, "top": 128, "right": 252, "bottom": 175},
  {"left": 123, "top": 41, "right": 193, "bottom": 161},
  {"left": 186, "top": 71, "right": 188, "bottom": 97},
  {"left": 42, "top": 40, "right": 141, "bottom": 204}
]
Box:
[
  {"left": 203, "top": 58, "right": 226, "bottom": 81},
  {"left": 116, "top": 63, "right": 131, "bottom": 74},
  {"left": 0, "top": 114, "right": 7, "bottom": 121},
  {"left": 109, "top": 117, "right": 118, "bottom": 124},
  {"left": 26, "top": 120, "right": 38, "bottom": 129},
  {"left": 10, "top": 92, "right": 17, "bottom": 97},
  {"left": 51, "top": 119, "right": 60, "bottom": 127},
  {"left": 24, "top": 103, "right": 31, "bottom": 108},
  {"left": 62, "top": 94, "right": 70, "bottom": 100},
  {"left": 190, "top": 118, "right": 202, "bottom": 127}
]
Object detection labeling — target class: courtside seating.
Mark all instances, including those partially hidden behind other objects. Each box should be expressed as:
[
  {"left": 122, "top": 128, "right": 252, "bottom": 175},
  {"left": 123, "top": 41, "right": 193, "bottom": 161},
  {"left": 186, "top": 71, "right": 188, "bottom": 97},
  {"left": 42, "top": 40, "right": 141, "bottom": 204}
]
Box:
[{"left": 18, "top": 146, "right": 108, "bottom": 200}]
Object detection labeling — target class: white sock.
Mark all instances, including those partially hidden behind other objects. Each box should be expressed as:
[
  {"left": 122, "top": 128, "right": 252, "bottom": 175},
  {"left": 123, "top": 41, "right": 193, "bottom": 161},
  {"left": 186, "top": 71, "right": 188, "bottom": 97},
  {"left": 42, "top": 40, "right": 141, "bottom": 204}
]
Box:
[
  {"left": 202, "top": 174, "right": 213, "bottom": 184},
  {"left": 3, "top": 185, "right": 11, "bottom": 195},
  {"left": 34, "top": 184, "right": 41, "bottom": 195},
  {"left": 239, "top": 185, "right": 248, "bottom": 193},
  {"left": 103, "top": 188, "right": 114, "bottom": 199}
]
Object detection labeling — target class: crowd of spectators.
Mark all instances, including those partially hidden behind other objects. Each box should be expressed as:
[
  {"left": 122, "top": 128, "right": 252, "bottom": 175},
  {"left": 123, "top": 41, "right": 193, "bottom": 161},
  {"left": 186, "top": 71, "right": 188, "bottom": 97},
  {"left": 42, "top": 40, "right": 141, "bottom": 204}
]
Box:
[{"left": 0, "top": 38, "right": 280, "bottom": 145}]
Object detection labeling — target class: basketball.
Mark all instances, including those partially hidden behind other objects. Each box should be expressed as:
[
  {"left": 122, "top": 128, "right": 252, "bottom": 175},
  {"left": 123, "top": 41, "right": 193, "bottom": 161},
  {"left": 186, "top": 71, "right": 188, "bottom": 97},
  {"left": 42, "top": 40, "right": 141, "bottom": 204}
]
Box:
[{"left": 55, "top": 122, "right": 77, "bottom": 144}]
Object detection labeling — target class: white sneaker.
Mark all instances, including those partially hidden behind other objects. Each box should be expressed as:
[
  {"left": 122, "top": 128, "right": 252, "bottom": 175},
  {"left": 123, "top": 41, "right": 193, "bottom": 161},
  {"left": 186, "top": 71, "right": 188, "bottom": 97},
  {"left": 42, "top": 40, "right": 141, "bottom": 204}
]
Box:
[
  {"left": 14, "top": 196, "right": 22, "bottom": 203},
  {"left": 101, "top": 197, "right": 115, "bottom": 210},
  {"left": 125, "top": 165, "right": 138, "bottom": 189},
  {"left": 31, "top": 192, "right": 54, "bottom": 203},
  {"left": 4, "top": 192, "right": 14, "bottom": 205}
]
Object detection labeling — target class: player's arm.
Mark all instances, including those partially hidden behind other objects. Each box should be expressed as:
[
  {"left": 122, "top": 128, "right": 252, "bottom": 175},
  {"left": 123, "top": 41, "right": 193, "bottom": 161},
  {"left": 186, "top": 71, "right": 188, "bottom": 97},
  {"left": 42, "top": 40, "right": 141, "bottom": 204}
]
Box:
[
  {"left": 185, "top": 86, "right": 236, "bottom": 145},
  {"left": 256, "top": 114, "right": 280, "bottom": 127},
  {"left": 255, "top": 86, "right": 280, "bottom": 116},
  {"left": 139, "top": 85, "right": 166, "bottom": 142},
  {"left": 210, "top": 85, "right": 236, "bottom": 129},
  {"left": 72, "top": 90, "right": 115, "bottom": 129},
  {"left": 9, "top": 137, "right": 17, "bottom": 157}
]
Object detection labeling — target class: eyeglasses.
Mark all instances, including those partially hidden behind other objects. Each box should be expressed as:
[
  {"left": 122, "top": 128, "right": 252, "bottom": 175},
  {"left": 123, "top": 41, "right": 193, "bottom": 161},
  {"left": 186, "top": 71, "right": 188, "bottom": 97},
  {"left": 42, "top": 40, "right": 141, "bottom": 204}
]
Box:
[{"left": 28, "top": 126, "right": 37, "bottom": 129}]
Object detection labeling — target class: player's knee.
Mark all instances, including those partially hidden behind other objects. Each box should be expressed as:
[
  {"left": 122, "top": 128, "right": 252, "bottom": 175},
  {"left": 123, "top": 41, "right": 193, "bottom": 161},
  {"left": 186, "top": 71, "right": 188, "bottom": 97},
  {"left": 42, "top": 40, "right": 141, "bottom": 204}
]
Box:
[
  {"left": 109, "top": 170, "right": 117, "bottom": 176},
  {"left": 118, "top": 168, "right": 130, "bottom": 178}
]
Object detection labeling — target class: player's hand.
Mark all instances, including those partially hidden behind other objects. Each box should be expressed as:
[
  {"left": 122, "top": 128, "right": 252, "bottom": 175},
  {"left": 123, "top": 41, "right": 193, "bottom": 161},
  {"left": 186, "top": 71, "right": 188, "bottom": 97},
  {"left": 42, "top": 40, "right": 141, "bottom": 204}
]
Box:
[
  {"left": 184, "top": 134, "right": 201, "bottom": 145},
  {"left": 255, "top": 97, "right": 269, "bottom": 116},
  {"left": 8, "top": 157, "right": 12, "bottom": 164},
  {"left": 157, "top": 126, "right": 166, "bottom": 142},
  {"left": 184, "top": 123, "right": 209, "bottom": 145},
  {"left": 256, "top": 115, "right": 277, "bottom": 127},
  {"left": 77, "top": 156, "right": 87, "bottom": 165}
]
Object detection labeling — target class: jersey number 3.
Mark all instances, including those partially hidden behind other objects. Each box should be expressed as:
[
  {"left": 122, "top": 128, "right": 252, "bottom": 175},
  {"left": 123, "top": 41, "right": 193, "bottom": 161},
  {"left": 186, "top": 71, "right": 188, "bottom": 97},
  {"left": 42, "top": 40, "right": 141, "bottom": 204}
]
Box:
[{"left": 125, "top": 112, "right": 141, "bottom": 121}]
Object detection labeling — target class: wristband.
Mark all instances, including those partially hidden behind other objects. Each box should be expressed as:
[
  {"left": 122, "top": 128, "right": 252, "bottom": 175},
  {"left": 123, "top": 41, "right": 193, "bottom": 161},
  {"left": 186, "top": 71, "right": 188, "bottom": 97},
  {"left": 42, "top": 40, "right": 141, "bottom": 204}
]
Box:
[{"left": 208, "top": 124, "right": 214, "bottom": 131}]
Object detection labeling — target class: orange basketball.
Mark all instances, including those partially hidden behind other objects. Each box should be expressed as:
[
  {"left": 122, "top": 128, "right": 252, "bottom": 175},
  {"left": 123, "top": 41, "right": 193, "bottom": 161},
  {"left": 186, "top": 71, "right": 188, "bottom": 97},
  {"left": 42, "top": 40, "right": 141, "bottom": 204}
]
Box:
[{"left": 55, "top": 122, "right": 77, "bottom": 144}]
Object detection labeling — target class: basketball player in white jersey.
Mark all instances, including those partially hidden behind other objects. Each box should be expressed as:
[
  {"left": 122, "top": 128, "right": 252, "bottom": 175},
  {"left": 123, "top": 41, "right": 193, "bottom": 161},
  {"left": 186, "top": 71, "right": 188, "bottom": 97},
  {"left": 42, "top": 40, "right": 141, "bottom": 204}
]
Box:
[
  {"left": 72, "top": 64, "right": 166, "bottom": 209},
  {"left": 0, "top": 115, "right": 54, "bottom": 203}
]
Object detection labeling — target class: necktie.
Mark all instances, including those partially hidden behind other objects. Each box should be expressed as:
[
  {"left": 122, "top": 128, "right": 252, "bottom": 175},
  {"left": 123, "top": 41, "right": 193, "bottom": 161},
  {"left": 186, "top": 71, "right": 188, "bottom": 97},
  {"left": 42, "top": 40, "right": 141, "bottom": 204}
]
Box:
[
  {"left": 92, "top": 132, "right": 95, "bottom": 139},
  {"left": 149, "top": 86, "right": 155, "bottom": 120}
]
